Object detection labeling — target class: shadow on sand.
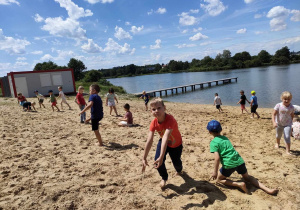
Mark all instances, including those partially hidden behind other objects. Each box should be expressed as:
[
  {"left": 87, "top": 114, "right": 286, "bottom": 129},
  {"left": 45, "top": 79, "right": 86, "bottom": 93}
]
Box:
[{"left": 105, "top": 142, "right": 139, "bottom": 151}]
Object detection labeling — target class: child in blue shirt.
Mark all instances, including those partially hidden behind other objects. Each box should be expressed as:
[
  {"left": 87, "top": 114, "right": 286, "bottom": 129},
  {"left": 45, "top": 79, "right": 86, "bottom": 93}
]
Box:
[
  {"left": 80, "top": 84, "right": 104, "bottom": 146},
  {"left": 250, "top": 90, "right": 260, "bottom": 119}
]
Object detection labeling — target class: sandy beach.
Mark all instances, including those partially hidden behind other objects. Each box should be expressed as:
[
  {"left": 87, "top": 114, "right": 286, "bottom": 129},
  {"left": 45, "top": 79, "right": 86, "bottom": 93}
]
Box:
[{"left": 0, "top": 96, "right": 299, "bottom": 210}]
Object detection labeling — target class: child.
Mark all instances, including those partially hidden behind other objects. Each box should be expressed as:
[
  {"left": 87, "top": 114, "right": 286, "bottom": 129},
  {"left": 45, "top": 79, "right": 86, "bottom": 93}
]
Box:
[
  {"left": 75, "top": 86, "right": 87, "bottom": 123},
  {"left": 237, "top": 90, "right": 250, "bottom": 114},
  {"left": 213, "top": 93, "right": 223, "bottom": 112},
  {"left": 48, "top": 90, "right": 60, "bottom": 112},
  {"left": 272, "top": 91, "right": 294, "bottom": 155},
  {"left": 250, "top": 90, "right": 260, "bottom": 119},
  {"left": 17, "top": 93, "right": 27, "bottom": 106},
  {"left": 34, "top": 90, "right": 45, "bottom": 108},
  {"left": 140, "top": 91, "right": 150, "bottom": 111},
  {"left": 118, "top": 103, "right": 133, "bottom": 127},
  {"left": 22, "top": 101, "right": 36, "bottom": 112},
  {"left": 57, "top": 86, "right": 71, "bottom": 110},
  {"left": 142, "top": 98, "right": 183, "bottom": 188},
  {"left": 106, "top": 88, "right": 118, "bottom": 116},
  {"left": 80, "top": 84, "right": 104, "bottom": 146},
  {"left": 207, "top": 120, "right": 278, "bottom": 195},
  {"left": 292, "top": 117, "right": 300, "bottom": 140}
]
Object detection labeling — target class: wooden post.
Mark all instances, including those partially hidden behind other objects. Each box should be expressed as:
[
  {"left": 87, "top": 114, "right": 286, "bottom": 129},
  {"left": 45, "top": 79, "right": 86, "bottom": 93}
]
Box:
[
  {"left": 216, "top": 81, "right": 218, "bottom": 85},
  {"left": 159, "top": 91, "right": 162, "bottom": 97},
  {"left": 165, "top": 90, "right": 167, "bottom": 96},
  {"left": 208, "top": 82, "right": 211, "bottom": 87},
  {"left": 200, "top": 84, "right": 203, "bottom": 88},
  {"left": 185, "top": 87, "right": 187, "bottom": 92},
  {"left": 171, "top": 89, "right": 174, "bottom": 95},
  {"left": 176, "top": 88, "right": 178, "bottom": 94}
]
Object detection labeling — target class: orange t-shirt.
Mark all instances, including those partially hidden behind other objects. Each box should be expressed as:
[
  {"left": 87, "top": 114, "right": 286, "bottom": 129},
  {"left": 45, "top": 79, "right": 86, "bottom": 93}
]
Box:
[{"left": 149, "top": 114, "right": 182, "bottom": 148}]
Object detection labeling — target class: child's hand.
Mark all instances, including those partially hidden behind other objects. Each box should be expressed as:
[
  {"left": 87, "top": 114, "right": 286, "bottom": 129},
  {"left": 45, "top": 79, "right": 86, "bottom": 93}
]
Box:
[
  {"left": 142, "top": 159, "right": 149, "bottom": 173},
  {"left": 209, "top": 172, "right": 218, "bottom": 181},
  {"left": 273, "top": 122, "right": 278, "bottom": 128},
  {"left": 153, "top": 157, "right": 163, "bottom": 169}
]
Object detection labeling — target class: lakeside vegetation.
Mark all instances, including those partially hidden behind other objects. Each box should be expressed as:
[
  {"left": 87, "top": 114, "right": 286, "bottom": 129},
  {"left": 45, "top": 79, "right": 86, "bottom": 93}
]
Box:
[{"left": 32, "top": 46, "right": 300, "bottom": 83}]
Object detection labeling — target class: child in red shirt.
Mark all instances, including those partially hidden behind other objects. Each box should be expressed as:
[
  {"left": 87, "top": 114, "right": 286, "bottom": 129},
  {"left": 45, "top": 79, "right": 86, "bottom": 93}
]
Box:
[
  {"left": 142, "top": 98, "right": 183, "bottom": 188},
  {"left": 75, "top": 86, "right": 87, "bottom": 123},
  {"left": 17, "top": 93, "right": 27, "bottom": 106}
]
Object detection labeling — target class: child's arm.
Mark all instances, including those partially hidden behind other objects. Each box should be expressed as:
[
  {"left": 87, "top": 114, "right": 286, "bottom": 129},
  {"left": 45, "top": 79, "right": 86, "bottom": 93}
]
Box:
[
  {"left": 154, "top": 129, "right": 172, "bottom": 169},
  {"left": 272, "top": 110, "right": 278, "bottom": 128},
  {"left": 79, "top": 101, "right": 93, "bottom": 115},
  {"left": 237, "top": 99, "right": 242, "bottom": 104},
  {"left": 105, "top": 97, "right": 108, "bottom": 106},
  {"left": 114, "top": 96, "right": 118, "bottom": 104},
  {"left": 250, "top": 99, "right": 253, "bottom": 107},
  {"left": 210, "top": 152, "right": 220, "bottom": 180},
  {"left": 213, "top": 99, "right": 216, "bottom": 105},
  {"left": 142, "top": 131, "right": 155, "bottom": 172}
]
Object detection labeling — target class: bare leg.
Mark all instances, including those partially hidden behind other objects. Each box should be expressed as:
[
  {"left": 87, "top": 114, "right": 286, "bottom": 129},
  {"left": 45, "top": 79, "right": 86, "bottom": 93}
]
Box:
[
  {"left": 255, "top": 112, "right": 260, "bottom": 118},
  {"left": 94, "top": 130, "right": 103, "bottom": 146},
  {"left": 160, "top": 180, "right": 167, "bottom": 188},
  {"left": 109, "top": 106, "right": 112, "bottom": 115},
  {"left": 274, "top": 138, "right": 280, "bottom": 148},
  {"left": 51, "top": 105, "right": 54, "bottom": 112},
  {"left": 217, "top": 172, "right": 248, "bottom": 193},
  {"left": 242, "top": 173, "right": 278, "bottom": 195},
  {"left": 55, "top": 105, "right": 60, "bottom": 111},
  {"left": 113, "top": 106, "right": 118, "bottom": 116},
  {"left": 285, "top": 142, "right": 291, "bottom": 154}
]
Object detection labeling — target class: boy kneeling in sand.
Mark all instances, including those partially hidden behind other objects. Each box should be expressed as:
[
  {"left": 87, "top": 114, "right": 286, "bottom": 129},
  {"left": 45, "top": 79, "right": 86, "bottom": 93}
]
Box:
[
  {"left": 142, "top": 98, "right": 183, "bottom": 188},
  {"left": 207, "top": 120, "right": 278, "bottom": 195}
]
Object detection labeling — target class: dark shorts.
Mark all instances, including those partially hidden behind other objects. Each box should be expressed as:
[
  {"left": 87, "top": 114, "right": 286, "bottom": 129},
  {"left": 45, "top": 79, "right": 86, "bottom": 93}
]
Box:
[
  {"left": 91, "top": 118, "right": 101, "bottom": 131},
  {"left": 216, "top": 105, "right": 221, "bottom": 109},
  {"left": 295, "top": 111, "right": 300, "bottom": 115},
  {"left": 39, "top": 99, "right": 44, "bottom": 103},
  {"left": 220, "top": 163, "right": 247, "bottom": 177},
  {"left": 251, "top": 105, "right": 258, "bottom": 113},
  {"left": 145, "top": 99, "right": 149, "bottom": 105}
]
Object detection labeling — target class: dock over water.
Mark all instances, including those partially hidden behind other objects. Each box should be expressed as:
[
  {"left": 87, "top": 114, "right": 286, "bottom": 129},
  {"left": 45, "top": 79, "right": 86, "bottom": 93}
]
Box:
[{"left": 134, "top": 77, "right": 238, "bottom": 97}]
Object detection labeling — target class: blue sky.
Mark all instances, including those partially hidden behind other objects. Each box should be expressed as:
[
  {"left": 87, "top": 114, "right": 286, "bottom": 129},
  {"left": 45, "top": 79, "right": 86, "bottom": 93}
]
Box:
[{"left": 0, "top": 0, "right": 300, "bottom": 77}]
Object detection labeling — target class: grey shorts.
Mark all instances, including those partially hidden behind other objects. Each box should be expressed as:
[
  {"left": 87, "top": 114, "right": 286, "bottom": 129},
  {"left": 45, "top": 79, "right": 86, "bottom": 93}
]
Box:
[{"left": 276, "top": 125, "right": 291, "bottom": 144}]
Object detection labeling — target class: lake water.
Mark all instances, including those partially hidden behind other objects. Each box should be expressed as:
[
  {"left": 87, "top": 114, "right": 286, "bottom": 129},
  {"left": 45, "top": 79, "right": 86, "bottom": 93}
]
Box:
[{"left": 108, "top": 64, "right": 300, "bottom": 108}]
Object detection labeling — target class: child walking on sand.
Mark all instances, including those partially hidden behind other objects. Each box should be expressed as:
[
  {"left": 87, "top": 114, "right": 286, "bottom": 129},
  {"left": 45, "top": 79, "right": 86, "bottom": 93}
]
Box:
[
  {"left": 34, "top": 90, "right": 45, "bottom": 108},
  {"left": 140, "top": 91, "right": 150, "bottom": 111},
  {"left": 22, "top": 101, "right": 36, "bottom": 112},
  {"left": 207, "top": 120, "right": 278, "bottom": 195},
  {"left": 214, "top": 93, "right": 223, "bottom": 112},
  {"left": 17, "top": 93, "right": 27, "bottom": 106},
  {"left": 75, "top": 86, "right": 87, "bottom": 123},
  {"left": 118, "top": 103, "right": 133, "bottom": 127},
  {"left": 48, "top": 90, "right": 60, "bottom": 112},
  {"left": 250, "top": 90, "right": 260, "bottom": 119},
  {"left": 237, "top": 90, "right": 250, "bottom": 114},
  {"left": 80, "top": 84, "right": 104, "bottom": 146},
  {"left": 106, "top": 88, "right": 118, "bottom": 116},
  {"left": 57, "top": 86, "right": 71, "bottom": 110},
  {"left": 142, "top": 98, "right": 183, "bottom": 188},
  {"left": 272, "top": 91, "right": 294, "bottom": 155}
]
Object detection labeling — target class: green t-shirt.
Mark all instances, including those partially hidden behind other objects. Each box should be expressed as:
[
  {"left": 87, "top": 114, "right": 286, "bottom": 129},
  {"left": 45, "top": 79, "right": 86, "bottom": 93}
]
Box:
[
  {"left": 50, "top": 95, "right": 56, "bottom": 103},
  {"left": 210, "top": 135, "right": 244, "bottom": 169}
]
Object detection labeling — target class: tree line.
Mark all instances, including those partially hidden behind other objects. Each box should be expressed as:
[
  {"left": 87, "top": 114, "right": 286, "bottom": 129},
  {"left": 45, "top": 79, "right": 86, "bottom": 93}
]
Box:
[{"left": 33, "top": 46, "right": 300, "bottom": 82}]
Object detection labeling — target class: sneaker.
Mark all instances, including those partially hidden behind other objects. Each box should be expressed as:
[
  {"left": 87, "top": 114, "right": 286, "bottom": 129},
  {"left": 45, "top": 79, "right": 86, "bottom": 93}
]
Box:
[{"left": 80, "top": 121, "right": 84, "bottom": 123}]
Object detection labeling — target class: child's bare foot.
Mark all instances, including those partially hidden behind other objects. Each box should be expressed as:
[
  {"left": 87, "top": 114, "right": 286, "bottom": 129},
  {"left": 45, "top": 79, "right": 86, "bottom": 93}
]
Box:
[
  {"left": 238, "top": 182, "right": 248, "bottom": 194},
  {"left": 266, "top": 188, "right": 279, "bottom": 195},
  {"left": 95, "top": 142, "right": 104, "bottom": 147},
  {"left": 274, "top": 144, "right": 279, "bottom": 149},
  {"left": 173, "top": 171, "right": 183, "bottom": 177},
  {"left": 159, "top": 180, "right": 167, "bottom": 188},
  {"left": 286, "top": 151, "right": 293, "bottom": 156}
]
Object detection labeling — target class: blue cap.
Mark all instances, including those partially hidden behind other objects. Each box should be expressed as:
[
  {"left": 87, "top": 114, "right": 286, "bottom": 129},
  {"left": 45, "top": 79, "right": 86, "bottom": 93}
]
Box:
[
  {"left": 34, "top": 90, "right": 38, "bottom": 93},
  {"left": 48, "top": 90, "right": 53, "bottom": 93},
  {"left": 207, "top": 120, "right": 222, "bottom": 133}
]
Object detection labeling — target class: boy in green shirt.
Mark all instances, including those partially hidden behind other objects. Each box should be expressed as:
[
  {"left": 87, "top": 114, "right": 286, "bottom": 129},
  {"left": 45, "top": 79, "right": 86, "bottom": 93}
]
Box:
[{"left": 207, "top": 120, "right": 278, "bottom": 195}]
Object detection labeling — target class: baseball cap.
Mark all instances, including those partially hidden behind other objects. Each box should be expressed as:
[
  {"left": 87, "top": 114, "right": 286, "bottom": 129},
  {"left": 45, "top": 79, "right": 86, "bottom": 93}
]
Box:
[
  {"left": 48, "top": 90, "right": 53, "bottom": 93},
  {"left": 207, "top": 120, "right": 222, "bottom": 133},
  {"left": 34, "top": 90, "right": 38, "bottom": 93},
  {"left": 251, "top": 90, "right": 256, "bottom": 94}
]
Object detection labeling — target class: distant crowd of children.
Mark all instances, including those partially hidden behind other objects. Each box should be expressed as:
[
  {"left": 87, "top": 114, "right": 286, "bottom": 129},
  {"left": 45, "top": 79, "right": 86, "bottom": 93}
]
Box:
[{"left": 16, "top": 85, "right": 300, "bottom": 195}]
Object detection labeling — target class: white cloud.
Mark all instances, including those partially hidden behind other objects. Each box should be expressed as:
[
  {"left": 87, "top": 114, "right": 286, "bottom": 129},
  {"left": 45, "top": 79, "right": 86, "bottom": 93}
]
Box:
[
  {"left": 34, "top": 14, "right": 44, "bottom": 22},
  {"left": 114, "top": 26, "right": 132, "bottom": 40},
  {"left": 150, "top": 39, "right": 161, "bottom": 49},
  {"left": 102, "top": 38, "right": 135, "bottom": 55},
  {"left": 189, "top": 32, "right": 208, "bottom": 41},
  {"left": 130, "top": 25, "right": 144, "bottom": 34},
  {"left": 290, "top": 10, "right": 300, "bottom": 22},
  {"left": 244, "top": 0, "right": 254, "bottom": 4},
  {"left": 193, "top": 27, "right": 203, "bottom": 32},
  {"left": 16, "top": 57, "right": 26, "bottom": 61},
  {"left": 156, "top": 8, "right": 166, "bottom": 14},
  {"left": 141, "top": 46, "right": 147, "bottom": 49},
  {"left": 31, "top": 50, "right": 43, "bottom": 55},
  {"left": 200, "top": 0, "right": 226, "bottom": 16},
  {"left": 125, "top": 21, "right": 131, "bottom": 26},
  {"left": 147, "top": 9, "right": 153, "bottom": 15},
  {"left": 0, "top": 0, "right": 19, "bottom": 5},
  {"left": 42, "top": 17, "right": 87, "bottom": 40},
  {"left": 54, "top": 0, "right": 93, "bottom": 20},
  {"left": 84, "top": 0, "right": 114, "bottom": 4},
  {"left": 267, "top": 6, "right": 290, "bottom": 31},
  {"left": 55, "top": 50, "right": 75, "bottom": 60},
  {"left": 179, "top": 12, "right": 198, "bottom": 26},
  {"left": 81, "top": 39, "right": 102, "bottom": 53},
  {"left": 190, "top": 9, "right": 199, "bottom": 14},
  {"left": 181, "top": 29, "right": 188, "bottom": 34},
  {"left": 40, "top": 54, "right": 54, "bottom": 61},
  {"left": 0, "top": 29, "right": 30, "bottom": 54},
  {"left": 254, "top": 14, "right": 262, "bottom": 19},
  {"left": 255, "top": 31, "right": 264, "bottom": 35},
  {"left": 237, "top": 28, "right": 247, "bottom": 34},
  {"left": 175, "top": 44, "right": 197, "bottom": 49}
]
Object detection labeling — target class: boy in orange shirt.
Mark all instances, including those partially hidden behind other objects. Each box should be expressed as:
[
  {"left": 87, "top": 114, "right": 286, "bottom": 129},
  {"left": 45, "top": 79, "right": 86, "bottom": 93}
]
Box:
[{"left": 142, "top": 98, "right": 183, "bottom": 188}]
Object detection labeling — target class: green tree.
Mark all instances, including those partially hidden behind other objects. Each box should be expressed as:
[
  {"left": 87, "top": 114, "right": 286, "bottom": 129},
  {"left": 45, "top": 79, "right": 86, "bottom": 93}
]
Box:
[
  {"left": 84, "top": 70, "right": 103, "bottom": 82},
  {"left": 257, "top": 50, "right": 271, "bottom": 63},
  {"left": 274, "top": 46, "right": 290, "bottom": 60},
  {"left": 33, "top": 61, "right": 66, "bottom": 71},
  {"left": 68, "top": 58, "right": 86, "bottom": 81}
]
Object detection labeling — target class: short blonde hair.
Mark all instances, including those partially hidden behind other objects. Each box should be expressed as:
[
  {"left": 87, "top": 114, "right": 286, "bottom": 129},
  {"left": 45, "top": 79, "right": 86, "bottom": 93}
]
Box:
[
  {"left": 149, "top": 97, "right": 164, "bottom": 107},
  {"left": 78, "top": 86, "right": 84, "bottom": 91},
  {"left": 281, "top": 91, "right": 292, "bottom": 100}
]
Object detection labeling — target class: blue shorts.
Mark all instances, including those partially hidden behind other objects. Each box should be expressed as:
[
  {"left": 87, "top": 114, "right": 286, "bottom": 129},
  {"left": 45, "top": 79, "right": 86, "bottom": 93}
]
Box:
[
  {"left": 91, "top": 118, "right": 101, "bottom": 131},
  {"left": 220, "top": 163, "right": 247, "bottom": 177}
]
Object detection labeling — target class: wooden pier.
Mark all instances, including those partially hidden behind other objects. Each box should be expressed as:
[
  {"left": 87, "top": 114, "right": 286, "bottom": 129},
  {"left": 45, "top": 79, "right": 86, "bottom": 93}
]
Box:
[{"left": 134, "top": 77, "right": 238, "bottom": 97}]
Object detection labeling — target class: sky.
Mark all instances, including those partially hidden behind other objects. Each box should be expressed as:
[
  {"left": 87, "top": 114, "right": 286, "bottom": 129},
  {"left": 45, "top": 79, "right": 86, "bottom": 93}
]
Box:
[{"left": 0, "top": 0, "right": 300, "bottom": 77}]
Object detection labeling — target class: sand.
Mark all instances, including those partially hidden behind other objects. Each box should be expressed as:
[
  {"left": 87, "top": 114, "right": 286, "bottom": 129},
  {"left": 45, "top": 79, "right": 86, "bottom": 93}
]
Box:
[{"left": 0, "top": 96, "right": 299, "bottom": 210}]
